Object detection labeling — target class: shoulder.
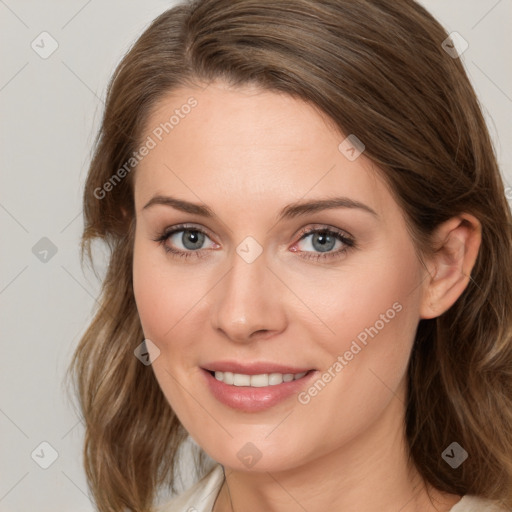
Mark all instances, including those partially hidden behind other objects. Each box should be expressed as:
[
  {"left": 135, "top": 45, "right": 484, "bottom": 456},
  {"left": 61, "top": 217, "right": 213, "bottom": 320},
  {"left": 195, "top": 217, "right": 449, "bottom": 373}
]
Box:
[
  {"left": 155, "top": 464, "right": 225, "bottom": 512},
  {"left": 449, "top": 495, "right": 511, "bottom": 511}
]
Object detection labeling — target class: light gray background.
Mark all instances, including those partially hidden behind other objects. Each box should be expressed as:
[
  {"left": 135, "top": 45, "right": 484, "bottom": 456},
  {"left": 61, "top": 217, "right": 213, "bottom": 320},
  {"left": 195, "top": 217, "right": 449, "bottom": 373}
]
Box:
[{"left": 1, "top": 1, "right": 511, "bottom": 510}]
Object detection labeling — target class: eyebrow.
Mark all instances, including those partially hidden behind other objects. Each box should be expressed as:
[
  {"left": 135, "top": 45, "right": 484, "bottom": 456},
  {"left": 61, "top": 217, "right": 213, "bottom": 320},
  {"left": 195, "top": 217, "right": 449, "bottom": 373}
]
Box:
[{"left": 143, "top": 195, "right": 378, "bottom": 220}]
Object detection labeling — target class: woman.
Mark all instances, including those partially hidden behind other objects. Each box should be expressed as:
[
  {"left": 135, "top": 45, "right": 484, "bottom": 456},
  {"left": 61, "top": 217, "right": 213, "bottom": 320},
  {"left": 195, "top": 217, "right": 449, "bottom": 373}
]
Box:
[{"left": 69, "top": 0, "right": 512, "bottom": 511}]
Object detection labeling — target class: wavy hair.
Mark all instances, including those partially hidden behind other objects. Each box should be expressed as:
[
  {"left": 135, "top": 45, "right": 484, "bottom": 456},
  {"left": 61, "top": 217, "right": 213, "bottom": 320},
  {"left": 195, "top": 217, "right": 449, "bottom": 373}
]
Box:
[{"left": 68, "top": 0, "right": 512, "bottom": 510}]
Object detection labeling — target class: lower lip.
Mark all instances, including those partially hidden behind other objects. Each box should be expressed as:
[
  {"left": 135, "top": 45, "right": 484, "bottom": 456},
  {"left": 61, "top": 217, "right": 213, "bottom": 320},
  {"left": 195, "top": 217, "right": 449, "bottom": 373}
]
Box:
[{"left": 201, "top": 368, "right": 317, "bottom": 412}]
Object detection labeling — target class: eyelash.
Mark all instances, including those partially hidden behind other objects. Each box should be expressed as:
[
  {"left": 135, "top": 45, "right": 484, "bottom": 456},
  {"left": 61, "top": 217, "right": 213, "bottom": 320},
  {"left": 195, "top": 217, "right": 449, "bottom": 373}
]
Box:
[{"left": 153, "top": 224, "right": 356, "bottom": 262}]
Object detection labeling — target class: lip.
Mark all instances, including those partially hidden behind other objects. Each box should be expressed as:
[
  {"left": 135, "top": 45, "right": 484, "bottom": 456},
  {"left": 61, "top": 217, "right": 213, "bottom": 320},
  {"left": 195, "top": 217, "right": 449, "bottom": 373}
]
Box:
[
  {"left": 201, "top": 365, "right": 318, "bottom": 412},
  {"left": 202, "top": 360, "right": 314, "bottom": 375}
]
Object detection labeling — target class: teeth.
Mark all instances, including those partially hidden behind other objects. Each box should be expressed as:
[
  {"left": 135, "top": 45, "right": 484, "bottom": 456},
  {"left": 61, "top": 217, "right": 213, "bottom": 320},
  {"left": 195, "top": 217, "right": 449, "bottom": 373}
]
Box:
[
  {"left": 250, "top": 374, "right": 269, "bottom": 387},
  {"left": 268, "top": 372, "right": 283, "bottom": 385},
  {"left": 213, "top": 370, "right": 308, "bottom": 387},
  {"left": 233, "top": 373, "right": 251, "bottom": 386}
]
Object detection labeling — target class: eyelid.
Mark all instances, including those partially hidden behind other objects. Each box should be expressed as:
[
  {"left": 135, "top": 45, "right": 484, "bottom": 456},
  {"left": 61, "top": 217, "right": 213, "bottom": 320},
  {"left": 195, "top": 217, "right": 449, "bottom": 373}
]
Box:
[
  {"left": 156, "top": 223, "right": 217, "bottom": 242},
  {"left": 294, "top": 223, "right": 354, "bottom": 242}
]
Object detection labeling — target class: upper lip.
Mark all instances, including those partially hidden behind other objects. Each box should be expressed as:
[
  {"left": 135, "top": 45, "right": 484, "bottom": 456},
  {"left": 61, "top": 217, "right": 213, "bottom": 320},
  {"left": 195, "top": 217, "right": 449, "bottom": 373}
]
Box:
[{"left": 202, "top": 361, "right": 314, "bottom": 375}]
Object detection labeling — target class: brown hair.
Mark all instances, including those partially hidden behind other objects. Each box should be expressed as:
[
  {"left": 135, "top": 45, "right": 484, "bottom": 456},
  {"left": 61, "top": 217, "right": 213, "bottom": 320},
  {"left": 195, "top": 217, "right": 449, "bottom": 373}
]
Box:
[{"left": 68, "top": 0, "right": 512, "bottom": 510}]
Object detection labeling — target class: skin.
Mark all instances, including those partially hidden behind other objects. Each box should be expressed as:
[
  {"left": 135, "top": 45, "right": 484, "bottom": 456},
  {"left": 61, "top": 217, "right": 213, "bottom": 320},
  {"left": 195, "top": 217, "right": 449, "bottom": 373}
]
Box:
[{"left": 132, "top": 80, "right": 481, "bottom": 512}]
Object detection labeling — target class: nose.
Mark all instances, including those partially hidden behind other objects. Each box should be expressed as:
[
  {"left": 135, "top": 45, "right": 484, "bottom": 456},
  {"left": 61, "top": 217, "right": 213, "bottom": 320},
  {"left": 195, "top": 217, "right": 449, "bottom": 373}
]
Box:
[{"left": 210, "top": 244, "right": 287, "bottom": 344}]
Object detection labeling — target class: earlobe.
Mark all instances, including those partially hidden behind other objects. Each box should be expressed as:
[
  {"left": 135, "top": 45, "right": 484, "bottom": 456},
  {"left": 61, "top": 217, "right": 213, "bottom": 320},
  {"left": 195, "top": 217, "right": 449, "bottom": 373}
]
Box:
[{"left": 419, "top": 214, "right": 482, "bottom": 320}]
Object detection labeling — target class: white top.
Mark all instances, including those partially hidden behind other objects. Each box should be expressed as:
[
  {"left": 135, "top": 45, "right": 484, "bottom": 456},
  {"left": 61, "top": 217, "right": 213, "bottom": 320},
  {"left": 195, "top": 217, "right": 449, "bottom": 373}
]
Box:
[{"left": 157, "top": 464, "right": 509, "bottom": 512}]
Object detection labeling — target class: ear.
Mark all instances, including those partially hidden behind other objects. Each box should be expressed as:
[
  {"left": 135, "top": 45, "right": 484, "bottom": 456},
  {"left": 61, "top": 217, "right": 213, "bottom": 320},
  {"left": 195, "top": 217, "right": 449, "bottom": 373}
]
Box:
[{"left": 420, "top": 214, "right": 481, "bottom": 319}]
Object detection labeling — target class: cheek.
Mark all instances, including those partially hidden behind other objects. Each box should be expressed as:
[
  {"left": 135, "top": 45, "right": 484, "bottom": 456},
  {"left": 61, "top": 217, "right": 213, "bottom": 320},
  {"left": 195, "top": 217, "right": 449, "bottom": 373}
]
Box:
[
  {"left": 297, "top": 243, "right": 421, "bottom": 349},
  {"left": 132, "top": 232, "right": 204, "bottom": 344},
  {"left": 285, "top": 252, "right": 422, "bottom": 455},
  {"left": 297, "top": 239, "right": 423, "bottom": 393},
  {"left": 132, "top": 234, "right": 205, "bottom": 412},
  {"left": 132, "top": 237, "right": 167, "bottom": 340}
]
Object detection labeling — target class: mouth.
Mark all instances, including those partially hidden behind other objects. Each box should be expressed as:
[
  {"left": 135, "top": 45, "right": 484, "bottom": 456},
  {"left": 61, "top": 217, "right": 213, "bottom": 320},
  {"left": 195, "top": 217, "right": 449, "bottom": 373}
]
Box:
[
  {"left": 200, "top": 364, "right": 318, "bottom": 412},
  {"left": 206, "top": 369, "right": 311, "bottom": 387}
]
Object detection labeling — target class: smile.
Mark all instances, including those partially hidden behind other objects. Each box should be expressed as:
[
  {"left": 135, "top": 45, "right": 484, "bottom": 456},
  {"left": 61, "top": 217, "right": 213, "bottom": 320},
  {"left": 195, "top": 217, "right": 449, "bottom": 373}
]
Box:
[
  {"left": 212, "top": 371, "right": 308, "bottom": 387},
  {"left": 202, "top": 366, "right": 317, "bottom": 412}
]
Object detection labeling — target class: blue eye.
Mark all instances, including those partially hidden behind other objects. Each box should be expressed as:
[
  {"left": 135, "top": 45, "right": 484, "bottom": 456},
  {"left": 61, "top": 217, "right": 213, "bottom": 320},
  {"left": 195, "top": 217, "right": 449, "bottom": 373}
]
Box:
[
  {"left": 168, "top": 229, "right": 207, "bottom": 251},
  {"left": 153, "top": 224, "right": 355, "bottom": 262},
  {"left": 293, "top": 227, "right": 355, "bottom": 261},
  {"left": 153, "top": 225, "right": 214, "bottom": 260}
]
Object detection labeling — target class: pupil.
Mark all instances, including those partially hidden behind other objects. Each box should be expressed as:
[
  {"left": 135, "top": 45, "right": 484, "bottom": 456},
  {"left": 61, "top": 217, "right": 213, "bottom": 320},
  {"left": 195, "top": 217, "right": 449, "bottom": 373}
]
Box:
[
  {"left": 183, "top": 230, "right": 204, "bottom": 250},
  {"left": 313, "top": 233, "right": 335, "bottom": 253}
]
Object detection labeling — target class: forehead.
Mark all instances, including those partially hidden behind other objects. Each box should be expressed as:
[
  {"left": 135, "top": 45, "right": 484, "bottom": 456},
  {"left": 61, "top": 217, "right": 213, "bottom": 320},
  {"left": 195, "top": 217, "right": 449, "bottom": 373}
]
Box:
[{"left": 133, "top": 81, "right": 394, "bottom": 221}]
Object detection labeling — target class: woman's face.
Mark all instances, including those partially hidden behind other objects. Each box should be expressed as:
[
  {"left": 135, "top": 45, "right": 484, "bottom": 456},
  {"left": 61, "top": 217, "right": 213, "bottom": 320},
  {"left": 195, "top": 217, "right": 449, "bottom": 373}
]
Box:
[{"left": 132, "top": 81, "right": 429, "bottom": 472}]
